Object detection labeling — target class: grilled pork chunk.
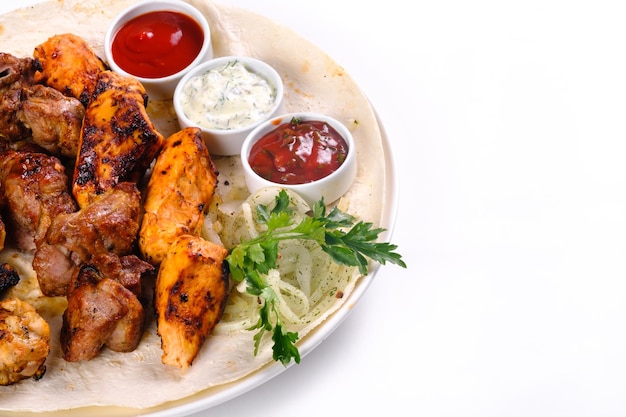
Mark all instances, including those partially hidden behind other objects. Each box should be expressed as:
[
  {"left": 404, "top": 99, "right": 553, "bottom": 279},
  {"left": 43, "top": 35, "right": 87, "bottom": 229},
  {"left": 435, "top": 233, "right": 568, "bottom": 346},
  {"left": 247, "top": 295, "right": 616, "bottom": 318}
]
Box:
[
  {"left": 0, "top": 53, "right": 37, "bottom": 142},
  {"left": 73, "top": 70, "right": 163, "bottom": 209},
  {"left": 33, "top": 33, "right": 106, "bottom": 106},
  {"left": 1, "top": 52, "right": 85, "bottom": 157},
  {"left": 139, "top": 127, "right": 218, "bottom": 266},
  {"left": 156, "top": 235, "right": 229, "bottom": 370},
  {"left": 33, "top": 182, "right": 141, "bottom": 297},
  {"left": 61, "top": 264, "right": 145, "bottom": 362},
  {"left": 0, "top": 150, "right": 77, "bottom": 252},
  {"left": 0, "top": 298, "right": 50, "bottom": 385},
  {"left": 20, "top": 84, "right": 85, "bottom": 158}
]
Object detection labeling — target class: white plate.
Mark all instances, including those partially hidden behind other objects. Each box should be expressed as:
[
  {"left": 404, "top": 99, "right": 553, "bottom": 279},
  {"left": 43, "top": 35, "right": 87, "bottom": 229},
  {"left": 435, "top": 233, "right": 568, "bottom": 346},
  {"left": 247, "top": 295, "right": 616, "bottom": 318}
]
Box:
[{"left": 0, "top": 1, "right": 398, "bottom": 416}]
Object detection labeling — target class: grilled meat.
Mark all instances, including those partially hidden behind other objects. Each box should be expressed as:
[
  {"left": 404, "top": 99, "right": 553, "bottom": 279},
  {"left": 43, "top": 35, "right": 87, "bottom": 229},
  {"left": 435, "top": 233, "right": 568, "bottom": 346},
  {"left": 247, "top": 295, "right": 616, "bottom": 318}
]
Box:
[
  {"left": 156, "top": 234, "right": 229, "bottom": 370},
  {"left": 0, "top": 52, "right": 36, "bottom": 91},
  {"left": 33, "top": 33, "right": 106, "bottom": 106},
  {"left": 0, "top": 53, "right": 37, "bottom": 142},
  {"left": 139, "top": 127, "right": 218, "bottom": 266},
  {"left": 89, "top": 252, "right": 153, "bottom": 298},
  {"left": 73, "top": 70, "right": 163, "bottom": 209},
  {"left": 61, "top": 264, "right": 145, "bottom": 362},
  {"left": 20, "top": 84, "right": 85, "bottom": 158},
  {"left": 33, "top": 182, "right": 141, "bottom": 296},
  {"left": 0, "top": 150, "right": 77, "bottom": 252},
  {"left": 0, "top": 298, "right": 50, "bottom": 385},
  {"left": 1, "top": 52, "right": 85, "bottom": 158}
]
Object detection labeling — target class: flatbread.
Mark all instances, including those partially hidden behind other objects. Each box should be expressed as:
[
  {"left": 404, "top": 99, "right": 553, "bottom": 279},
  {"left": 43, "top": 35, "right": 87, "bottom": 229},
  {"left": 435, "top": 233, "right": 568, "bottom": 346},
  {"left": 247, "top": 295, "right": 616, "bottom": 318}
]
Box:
[{"left": 0, "top": 0, "right": 387, "bottom": 413}]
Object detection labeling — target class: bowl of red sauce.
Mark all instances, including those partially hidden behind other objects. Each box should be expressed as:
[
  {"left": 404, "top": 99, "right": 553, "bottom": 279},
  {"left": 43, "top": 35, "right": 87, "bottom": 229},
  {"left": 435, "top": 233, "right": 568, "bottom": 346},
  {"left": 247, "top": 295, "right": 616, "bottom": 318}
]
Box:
[
  {"left": 104, "top": 0, "right": 213, "bottom": 100},
  {"left": 241, "top": 113, "right": 357, "bottom": 206}
]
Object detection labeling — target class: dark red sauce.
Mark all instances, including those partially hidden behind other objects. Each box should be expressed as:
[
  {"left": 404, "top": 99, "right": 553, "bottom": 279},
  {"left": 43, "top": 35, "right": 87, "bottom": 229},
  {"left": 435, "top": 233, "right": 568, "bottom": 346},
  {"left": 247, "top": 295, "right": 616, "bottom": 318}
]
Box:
[
  {"left": 248, "top": 119, "right": 349, "bottom": 185},
  {"left": 111, "top": 10, "right": 204, "bottom": 78}
]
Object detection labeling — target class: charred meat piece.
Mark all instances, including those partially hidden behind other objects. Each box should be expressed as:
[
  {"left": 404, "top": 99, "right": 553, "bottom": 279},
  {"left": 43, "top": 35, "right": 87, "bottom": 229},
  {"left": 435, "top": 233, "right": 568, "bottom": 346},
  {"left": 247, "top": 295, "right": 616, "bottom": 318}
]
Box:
[
  {"left": 156, "top": 235, "right": 229, "bottom": 370},
  {"left": 0, "top": 263, "right": 19, "bottom": 293},
  {"left": 0, "top": 150, "right": 77, "bottom": 252},
  {"left": 0, "top": 298, "right": 50, "bottom": 385},
  {"left": 139, "top": 127, "right": 218, "bottom": 266},
  {"left": 73, "top": 71, "right": 163, "bottom": 209},
  {"left": 33, "top": 33, "right": 106, "bottom": 106},
  {"left": 61, "top": 264, "right": 145, "bottom": 362},
  {"left": 33, "top": 182, "right": 141, "bottom": 297},
  {"left": 19, "top": 84, "right": 85, "bottom": 158}
]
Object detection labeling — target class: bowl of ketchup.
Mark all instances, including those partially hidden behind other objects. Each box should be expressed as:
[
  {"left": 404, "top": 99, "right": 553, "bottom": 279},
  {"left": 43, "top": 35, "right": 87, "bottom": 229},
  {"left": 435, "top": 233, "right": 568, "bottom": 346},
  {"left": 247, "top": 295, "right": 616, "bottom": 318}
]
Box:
[
  {"left": 241, "top": 112, "right": 357, "bottom": 206},
  {"left": 104, "top": 0, "right": 213, "bottom": 100}
]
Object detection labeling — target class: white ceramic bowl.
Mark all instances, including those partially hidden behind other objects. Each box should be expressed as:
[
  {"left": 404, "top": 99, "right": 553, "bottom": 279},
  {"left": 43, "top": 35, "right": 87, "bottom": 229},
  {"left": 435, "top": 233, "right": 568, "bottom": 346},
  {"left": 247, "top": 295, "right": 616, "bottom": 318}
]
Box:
[
  {"left": 240, "top": 112, "right": 357, "bottom": 206},
  {"left": 104, "top": 0, "right": 213, "bottom": 100},
  {"left": 173, "top": 55, "right": 285, "bottom": 156}
]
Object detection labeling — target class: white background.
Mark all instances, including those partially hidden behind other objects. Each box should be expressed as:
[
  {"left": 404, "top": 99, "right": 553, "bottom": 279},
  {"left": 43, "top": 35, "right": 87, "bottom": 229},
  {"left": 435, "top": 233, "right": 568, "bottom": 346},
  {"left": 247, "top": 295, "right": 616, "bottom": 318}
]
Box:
[{"left": 2, "top": 1, "right": 626, "bottom": 416}]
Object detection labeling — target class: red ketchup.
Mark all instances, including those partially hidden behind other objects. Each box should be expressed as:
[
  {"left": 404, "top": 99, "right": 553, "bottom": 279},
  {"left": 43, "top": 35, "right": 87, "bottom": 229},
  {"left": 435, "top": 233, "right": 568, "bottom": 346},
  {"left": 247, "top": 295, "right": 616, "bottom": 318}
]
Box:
[
  {"left": 248, "top": 119, "right": 349, "bottom": 185},
  {"left": 111, "top": 11, "right": 204, "bottom": 78}
]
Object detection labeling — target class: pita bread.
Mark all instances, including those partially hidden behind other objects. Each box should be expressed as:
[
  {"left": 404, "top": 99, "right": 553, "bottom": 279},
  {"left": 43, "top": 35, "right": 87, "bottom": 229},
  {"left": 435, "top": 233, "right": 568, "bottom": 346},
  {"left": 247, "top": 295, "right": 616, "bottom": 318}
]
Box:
[{"left": 0, "top": 0, "right": 388, "bottom": 413}]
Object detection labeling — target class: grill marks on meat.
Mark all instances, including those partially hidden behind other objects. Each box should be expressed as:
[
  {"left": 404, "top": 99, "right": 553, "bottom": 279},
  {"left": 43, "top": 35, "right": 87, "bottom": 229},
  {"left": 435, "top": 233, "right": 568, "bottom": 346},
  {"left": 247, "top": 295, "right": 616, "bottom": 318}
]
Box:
[
  {"left": 33, "top": 182, "right": 142, "bottom": 297},
  {"left": 61, "top": 264, "right": 146, "bottom": 362},
  {"left": 139, "top": 127, "right": 218, "bottom": 266},
  {"left": 0, "top": 151, "right": 77, "bottom": 252},
  {"left": 156, "top": 235, "right": 229, "bottom": 370},
  {"left": 73, "top": 71, "right": 163, "bottom": 209},
  {"left": 33, "top": 33, "right": 107, "bottom": 107},
  {"left": 0, "top": 35, "right": 172, "bottom": 365}
]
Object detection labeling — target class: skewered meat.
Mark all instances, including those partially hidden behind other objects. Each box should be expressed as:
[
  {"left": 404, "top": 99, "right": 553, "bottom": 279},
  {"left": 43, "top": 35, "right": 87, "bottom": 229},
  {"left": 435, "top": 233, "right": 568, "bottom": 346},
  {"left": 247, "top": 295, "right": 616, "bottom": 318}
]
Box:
[
  {"left": 33, "top": 33, "right": 106, "bottom": 106},
  {"left": 61, "top": 264, "right": 145, "bottom": 362},
  {"left": 156, "top": 235, "right": 229, "bottom": 370},
  {"left": 0, "top": 262, "right": 19, "bottom": 293},
  {"left": 73, "top": 70, "right": 163, "bottom": 209},
  {"left": 0, "top": 150, "right": 77, "bottom": 252},
  {"left": 33, "top": 182, "right": 141, "bottom": 296},
  {"left": 0, "top": 298, "right": 50, "bottom": 385},
  {"left": 139, "top": 127, "right": 218, "bottom": 266}
]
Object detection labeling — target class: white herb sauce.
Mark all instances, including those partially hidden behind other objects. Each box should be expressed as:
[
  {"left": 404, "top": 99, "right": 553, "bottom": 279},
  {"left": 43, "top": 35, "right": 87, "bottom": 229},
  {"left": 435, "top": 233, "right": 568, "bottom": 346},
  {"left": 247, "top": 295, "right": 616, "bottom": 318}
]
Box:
[{"left": 181, "top": 60, "right": 276, "bottom": 130}]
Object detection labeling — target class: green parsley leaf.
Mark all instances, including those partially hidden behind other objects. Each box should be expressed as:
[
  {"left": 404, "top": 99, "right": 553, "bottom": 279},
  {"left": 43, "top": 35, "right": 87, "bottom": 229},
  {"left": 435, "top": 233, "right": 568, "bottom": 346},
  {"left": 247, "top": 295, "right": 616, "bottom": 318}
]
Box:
[{"left": 225, "top": 189, "right": 406, "bottom": 366}]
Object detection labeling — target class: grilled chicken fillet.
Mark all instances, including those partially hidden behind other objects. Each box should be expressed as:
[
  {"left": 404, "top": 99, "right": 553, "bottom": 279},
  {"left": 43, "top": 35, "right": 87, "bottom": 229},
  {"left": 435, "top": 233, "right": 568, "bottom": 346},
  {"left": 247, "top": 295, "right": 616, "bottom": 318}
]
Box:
[
  {"left": 156, "top": 235, "right": 229, "bottom": 370},
  {"left": 33, "top": 33, "right": 106, "bottom": 106},
  {"left": 139, "top": 127, "right": 218, "bottom": 266},
  {"left": 73, "top": 70, "right": 163, "bottom": 208}
]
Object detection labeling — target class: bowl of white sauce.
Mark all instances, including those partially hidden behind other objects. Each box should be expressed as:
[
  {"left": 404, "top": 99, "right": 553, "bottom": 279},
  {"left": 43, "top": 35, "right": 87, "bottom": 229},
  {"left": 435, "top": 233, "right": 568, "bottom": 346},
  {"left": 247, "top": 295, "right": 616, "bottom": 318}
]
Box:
[{"left": 173, "top": 55, "right": 284, "bottom": 156}]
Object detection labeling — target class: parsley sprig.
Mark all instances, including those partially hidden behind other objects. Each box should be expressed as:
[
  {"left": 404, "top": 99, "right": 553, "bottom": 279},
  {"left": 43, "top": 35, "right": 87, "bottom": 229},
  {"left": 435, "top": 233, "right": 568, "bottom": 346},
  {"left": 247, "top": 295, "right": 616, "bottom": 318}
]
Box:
[{"left": 225, "top": 189, "right": 406, "bottom": 365}]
